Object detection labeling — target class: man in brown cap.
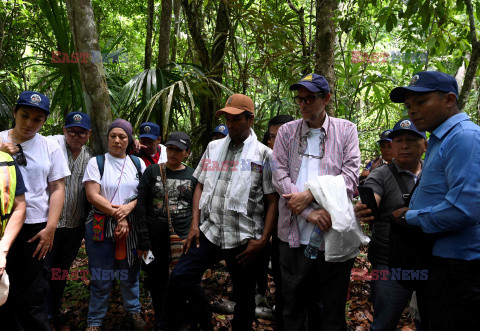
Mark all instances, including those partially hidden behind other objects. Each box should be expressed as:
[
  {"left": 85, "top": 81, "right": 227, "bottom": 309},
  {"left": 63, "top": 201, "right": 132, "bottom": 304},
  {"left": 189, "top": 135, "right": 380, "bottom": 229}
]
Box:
[{"left": 159, "top": 94, "right": 279, "bottom": 330}]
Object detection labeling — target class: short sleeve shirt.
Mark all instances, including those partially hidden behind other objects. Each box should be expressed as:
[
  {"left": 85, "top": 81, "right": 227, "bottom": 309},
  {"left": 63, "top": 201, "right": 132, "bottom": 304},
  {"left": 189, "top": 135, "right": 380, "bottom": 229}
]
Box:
[
  {"left": 193, "top": 140, "right": 275, "bottom": 249},
  {"left": 83, "top": 153, "right": 146, "bottom": 205},
  {"left": 364, "top": 160, "right": 420, "bottom": 266},
  {"left": 13, "top": 161, "right": 27, "bottom": 196},
  {"left": 138, "top": 164, "right": 198, "bottom": 238},
  {"left": 1, "top": 131, "right": 71, "bottom": 224}
]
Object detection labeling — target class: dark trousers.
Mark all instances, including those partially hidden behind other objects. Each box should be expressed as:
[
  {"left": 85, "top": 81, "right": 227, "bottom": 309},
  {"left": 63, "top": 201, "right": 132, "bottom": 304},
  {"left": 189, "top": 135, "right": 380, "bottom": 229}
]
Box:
[
  {"left": 142, "top": 232, "right": 171, "bottom": 321},
  {"left": 159, "top": 233, "right": 263, "bottom": 331},
  {"left": 279, "top": 241, "right": 354, "bottom": 331},
  {"left": 271, "top": 230, "right": 284, "bottom": 330},
  {"left": 0, "top": 223, "right": 50, "bottom": 331},
  {"left": 426, "top": 258, "right": 480, "bottom": 330},
  {"left": 45, "top": 225, "right": 85, "bottom": 320}
]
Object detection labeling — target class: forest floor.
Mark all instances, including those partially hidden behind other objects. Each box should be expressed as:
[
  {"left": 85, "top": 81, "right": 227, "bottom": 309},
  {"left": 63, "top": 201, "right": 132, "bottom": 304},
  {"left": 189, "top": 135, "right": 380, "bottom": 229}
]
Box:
[{"left": 58, "top": 244, "right": 416, "bottom": 330}]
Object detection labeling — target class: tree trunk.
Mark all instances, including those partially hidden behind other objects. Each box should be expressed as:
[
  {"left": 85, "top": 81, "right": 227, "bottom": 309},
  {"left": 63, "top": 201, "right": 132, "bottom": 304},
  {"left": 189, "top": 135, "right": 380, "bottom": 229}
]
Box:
[
  {"left": 458, "top": 0, "right": 480, "bottom": 110},
  {"left": 288, "top": 0, "right": 309, "bottom": 73},
  {"left": 170, "top": 0, "right": 181, "bottom": 63},
  {"left": 144, "top": 0, "right": 155, "bottom": 69},
  {"left": 181, "top": 0, "right": 230, "bottom": 151},
  {"left": 315, "top": 0, "right": 337, "bottom": 117},
  {"left": 65, "top": 0, "right": 111, "bottom": 154},
  {"left": 157, "top": 0, "right": 173, "bottom": 67}
]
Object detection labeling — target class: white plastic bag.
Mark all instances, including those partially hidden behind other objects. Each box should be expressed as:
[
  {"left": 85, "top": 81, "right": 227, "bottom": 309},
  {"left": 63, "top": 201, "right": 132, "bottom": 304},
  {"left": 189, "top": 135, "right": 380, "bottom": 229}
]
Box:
[{"left": 305, "top": 175, "right": 369, "bottom": 262}]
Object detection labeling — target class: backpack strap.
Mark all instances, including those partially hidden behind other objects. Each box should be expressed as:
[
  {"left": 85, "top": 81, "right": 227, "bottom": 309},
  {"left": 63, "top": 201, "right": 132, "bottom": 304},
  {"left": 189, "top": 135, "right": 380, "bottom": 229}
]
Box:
[
  {"left": 128, "top": 155, "right": 142, "bottom": 180},
  {"left": 387, "top": 162, "right": 420, "bottom": 206},
  {"left": 97, "top": 154, "right": 142, "bottom": 180},
  {"left": 96, "top": 154, "right": 106, "bottom": 180}
]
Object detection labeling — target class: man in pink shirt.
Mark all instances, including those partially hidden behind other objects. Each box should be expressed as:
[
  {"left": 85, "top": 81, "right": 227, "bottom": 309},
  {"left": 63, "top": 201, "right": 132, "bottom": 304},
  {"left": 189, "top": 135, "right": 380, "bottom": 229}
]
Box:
[{"left": 272, "top": 73, "right": 360, "bottom": 330}]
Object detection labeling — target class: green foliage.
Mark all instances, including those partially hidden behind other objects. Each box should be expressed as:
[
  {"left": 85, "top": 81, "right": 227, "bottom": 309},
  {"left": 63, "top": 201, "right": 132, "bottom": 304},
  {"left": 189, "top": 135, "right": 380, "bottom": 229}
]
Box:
[{"left": 2, "top": 0, "right": 480, "bottom": 159}]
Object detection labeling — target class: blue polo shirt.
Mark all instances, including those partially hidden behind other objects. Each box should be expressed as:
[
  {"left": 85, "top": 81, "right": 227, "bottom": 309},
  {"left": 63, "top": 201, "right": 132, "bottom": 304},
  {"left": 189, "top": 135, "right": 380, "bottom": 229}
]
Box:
[{"left": 405, "top": 113, "right": 480, "bottom": 260}]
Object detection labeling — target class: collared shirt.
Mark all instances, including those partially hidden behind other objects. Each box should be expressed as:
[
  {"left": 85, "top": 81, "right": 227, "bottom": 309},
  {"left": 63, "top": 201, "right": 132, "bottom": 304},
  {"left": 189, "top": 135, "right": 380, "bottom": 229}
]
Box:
[
  {"left": 272, "top": 115, "right": 361, "bottom": 247},
  {"left": 51, "top": 135, "right": 94, "bottom": 228},
  {"left": 365, "top": 160, "right": 421, "bottom": 266},
  {"left": 193, "top": 140, "right": 275, "bottom": 249},
  {"left": 405, "top": 113, "right": 480, "bottom": 260}
]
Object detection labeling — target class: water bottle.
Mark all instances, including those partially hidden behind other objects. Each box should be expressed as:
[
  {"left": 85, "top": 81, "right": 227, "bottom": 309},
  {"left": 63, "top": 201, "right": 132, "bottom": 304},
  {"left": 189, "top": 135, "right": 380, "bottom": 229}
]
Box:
[{"left": 304, "top": 226, "right": 324, "bottom": 259}]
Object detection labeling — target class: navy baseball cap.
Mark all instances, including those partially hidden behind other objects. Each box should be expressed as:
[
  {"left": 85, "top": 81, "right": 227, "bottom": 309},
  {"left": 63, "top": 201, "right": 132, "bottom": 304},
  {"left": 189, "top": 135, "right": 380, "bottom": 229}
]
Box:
[
  {"left": 65, "top": 111, "right": 91, "bottom": 130},
  {"left": 165, "top": 131, "right": 191, "bottom": 150},
  {"left": 16, "top": 91, "right": 50, "bottom": 115},
  {"left": 377, "top": 129, "right": 392, "bottom": 143},
  {"left": 390, "top": 71, "right": 459, "bottom": 103},
  {"left": 212, "top": 124, "right": 228, "bottom": 136},
  {"left": 389, "top": 119, "right": 427, "bottom": 139},
  {"left": 139, "top": 122, "right": 161, "bottom": 140},
  {"left": 289, "top": 73, "right": 330, "bottom": 94}
]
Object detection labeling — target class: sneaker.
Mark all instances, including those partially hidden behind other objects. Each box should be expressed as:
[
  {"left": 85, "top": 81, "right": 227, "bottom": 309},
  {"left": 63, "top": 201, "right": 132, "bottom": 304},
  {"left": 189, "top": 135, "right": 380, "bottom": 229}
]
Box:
[{"left": 128, "top": 312, "right": 146, "bottom": 330}]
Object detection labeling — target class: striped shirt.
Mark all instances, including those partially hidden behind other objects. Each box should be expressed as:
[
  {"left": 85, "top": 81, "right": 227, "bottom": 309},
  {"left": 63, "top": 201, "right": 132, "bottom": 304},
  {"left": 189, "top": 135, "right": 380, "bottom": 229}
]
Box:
[
  {"left": 51, "top": 135, "right": 94, "bottom": 228},
  {"left": 193, "top": 140, "right": 275, "bottom": 249},
  {"left": 272, "top": 116, "right": 361, "bottom": 247}
]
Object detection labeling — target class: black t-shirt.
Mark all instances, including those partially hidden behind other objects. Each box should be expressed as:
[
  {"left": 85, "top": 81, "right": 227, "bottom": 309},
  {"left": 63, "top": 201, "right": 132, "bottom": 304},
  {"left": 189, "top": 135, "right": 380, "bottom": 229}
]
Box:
[
  {"left": 136, "top": 163, "right": 198, "bottom": 250},
  {"left": 364, "top": 160, "right": 420, "bottom": 266}
]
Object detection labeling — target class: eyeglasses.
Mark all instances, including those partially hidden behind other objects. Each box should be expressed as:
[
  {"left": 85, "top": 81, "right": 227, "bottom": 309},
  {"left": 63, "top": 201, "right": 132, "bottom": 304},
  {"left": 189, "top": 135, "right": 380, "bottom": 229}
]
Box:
[
  {"left": 66, "top": 130, "right": 88, "bottom": 138},
  {"left": 297, "top": 132, "right": 326, "bottom": 159},
  {"left": 16, "top": 144, "right": 27, "bottom": 166},
  {"left": 293, "top": 94, "right": 324, "bottom": 105}
]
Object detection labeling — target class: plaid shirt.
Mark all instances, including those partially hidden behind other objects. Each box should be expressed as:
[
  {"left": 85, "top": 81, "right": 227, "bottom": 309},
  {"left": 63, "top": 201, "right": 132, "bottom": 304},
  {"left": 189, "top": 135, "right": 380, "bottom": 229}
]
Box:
[
  {"left": 52, "top": 135, "right": 94, "bottom": 228},
  {"left": 193, "top": 139, "right": 275, "bottom": 249},
  {"left": 272, "top": 116, "right": 360, "bottom": 247}
]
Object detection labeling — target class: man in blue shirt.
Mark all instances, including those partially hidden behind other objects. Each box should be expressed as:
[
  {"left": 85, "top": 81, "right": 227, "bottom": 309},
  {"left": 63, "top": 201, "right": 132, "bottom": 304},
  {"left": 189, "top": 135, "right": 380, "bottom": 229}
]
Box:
[{"left": 389, "top": 71, "right": 480, "bottom": 330}]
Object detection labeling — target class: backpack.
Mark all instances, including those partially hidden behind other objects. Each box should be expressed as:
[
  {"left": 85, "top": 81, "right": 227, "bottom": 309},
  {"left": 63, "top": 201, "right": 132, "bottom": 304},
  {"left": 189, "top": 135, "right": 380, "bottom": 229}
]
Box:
[{"left": 96, "top": 154, "right": 142, "bottom": 180}]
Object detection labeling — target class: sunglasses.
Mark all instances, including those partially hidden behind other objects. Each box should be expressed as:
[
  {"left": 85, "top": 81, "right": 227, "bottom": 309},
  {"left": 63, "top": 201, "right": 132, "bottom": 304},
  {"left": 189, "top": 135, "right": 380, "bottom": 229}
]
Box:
[
  {"left": 297, "top": 132, "right": 326, "bottom": 160},
  {"left": 16, "top": 144, "right": 27, "bottom": 166},
  {"left": 293, "top": 94, "right": 324, "bottom": 105}
]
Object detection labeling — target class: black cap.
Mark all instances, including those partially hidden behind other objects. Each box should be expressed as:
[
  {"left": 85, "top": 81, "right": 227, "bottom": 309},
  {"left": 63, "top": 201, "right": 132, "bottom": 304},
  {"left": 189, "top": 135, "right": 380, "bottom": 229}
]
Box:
[{"left": 165, "top": 131, "right": 191, "bottom": 150}]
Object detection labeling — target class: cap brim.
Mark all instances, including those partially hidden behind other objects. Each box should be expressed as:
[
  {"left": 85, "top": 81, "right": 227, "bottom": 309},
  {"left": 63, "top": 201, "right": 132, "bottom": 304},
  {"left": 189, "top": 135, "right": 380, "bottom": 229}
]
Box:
[
  {"left": 388, "top": 129, "right": 426, "bottom": 140},
  {"left": 389, "top": 86, "right": 438, "bottom": 103},
  {"left": 377, "top": 138, "right": 392, "bottom": 143},
  {"left": 139, "top": 133, "right": 159, "bottom": 140},
  {"left": 65, "top": 123, "right": 91, "bottom": 130},
  {"left": 215, "top": 107, "right": 246, "bottom": 117},
  {"left": 15, "top": 102, "right": 50, "bottom": 115},
  {"left": 289, "top": 81, "right": 321, "bottom": 93},
  {"left": 165, "top": 141, "right": 188, "bottom": 150}
]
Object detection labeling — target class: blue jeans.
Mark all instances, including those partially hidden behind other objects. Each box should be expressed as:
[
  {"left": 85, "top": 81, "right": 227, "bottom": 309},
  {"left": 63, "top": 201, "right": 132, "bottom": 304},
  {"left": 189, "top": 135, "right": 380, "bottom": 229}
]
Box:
[
  {"left": 370, "top": 264, "right": 412, "bottom": 331},
  {"left": 85, "top": 220, "right": 141, "bottom": 327}
]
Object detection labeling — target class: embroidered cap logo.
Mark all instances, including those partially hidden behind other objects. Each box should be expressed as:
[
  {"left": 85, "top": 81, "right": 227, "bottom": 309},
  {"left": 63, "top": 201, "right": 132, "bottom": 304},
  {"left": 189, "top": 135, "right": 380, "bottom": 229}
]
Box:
[
  {"left": 409, "top": 75, "right": 420, "bottom": 86},
  {"left": 400, "top": 120, "right": 411, "bottom": 128},
  {"left": 144, "top": 126, "right": 151, "bottom": 133},
  {"left": 30, "top": 94, "right": 41, "bottom": 105},
  {"left": 302, "top": 74, "right": 313, "bottom": 82},
  {"left": 73, "top": 114, "right": 82, "bottom": 123}
]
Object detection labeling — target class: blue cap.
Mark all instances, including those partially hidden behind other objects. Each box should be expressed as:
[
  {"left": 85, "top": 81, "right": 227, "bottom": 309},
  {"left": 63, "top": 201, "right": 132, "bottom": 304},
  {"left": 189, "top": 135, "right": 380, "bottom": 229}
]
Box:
[
  {"left": 213, "top": 124, "right": 228, "bottom": 136},
  {"left": 377, "top": 129, "right": 392, "bottom": 143},
  {"left": 390, "top": 71, "right": 458, "bottom": 103},
  {"left": 289, "top": 73, "right": 330, "bottom": 94},
  {"left": 16, "top": 91, "right": 50, "bottom": 114},
  {"left": 139, "top": 122, "right": 161, "bottom": 140},
  {"left": 65, "top": 111, "right": 91, "bottom": 130},
  {"left": 389, "top": 119, "right": 427, "bottom": 139}
]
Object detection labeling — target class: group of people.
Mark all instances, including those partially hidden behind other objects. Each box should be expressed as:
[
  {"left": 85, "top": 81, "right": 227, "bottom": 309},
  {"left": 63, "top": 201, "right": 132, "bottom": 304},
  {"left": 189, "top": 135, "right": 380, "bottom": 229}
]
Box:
[{"left": 0, "top": 70, "right": 479, "bottom": 331}]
